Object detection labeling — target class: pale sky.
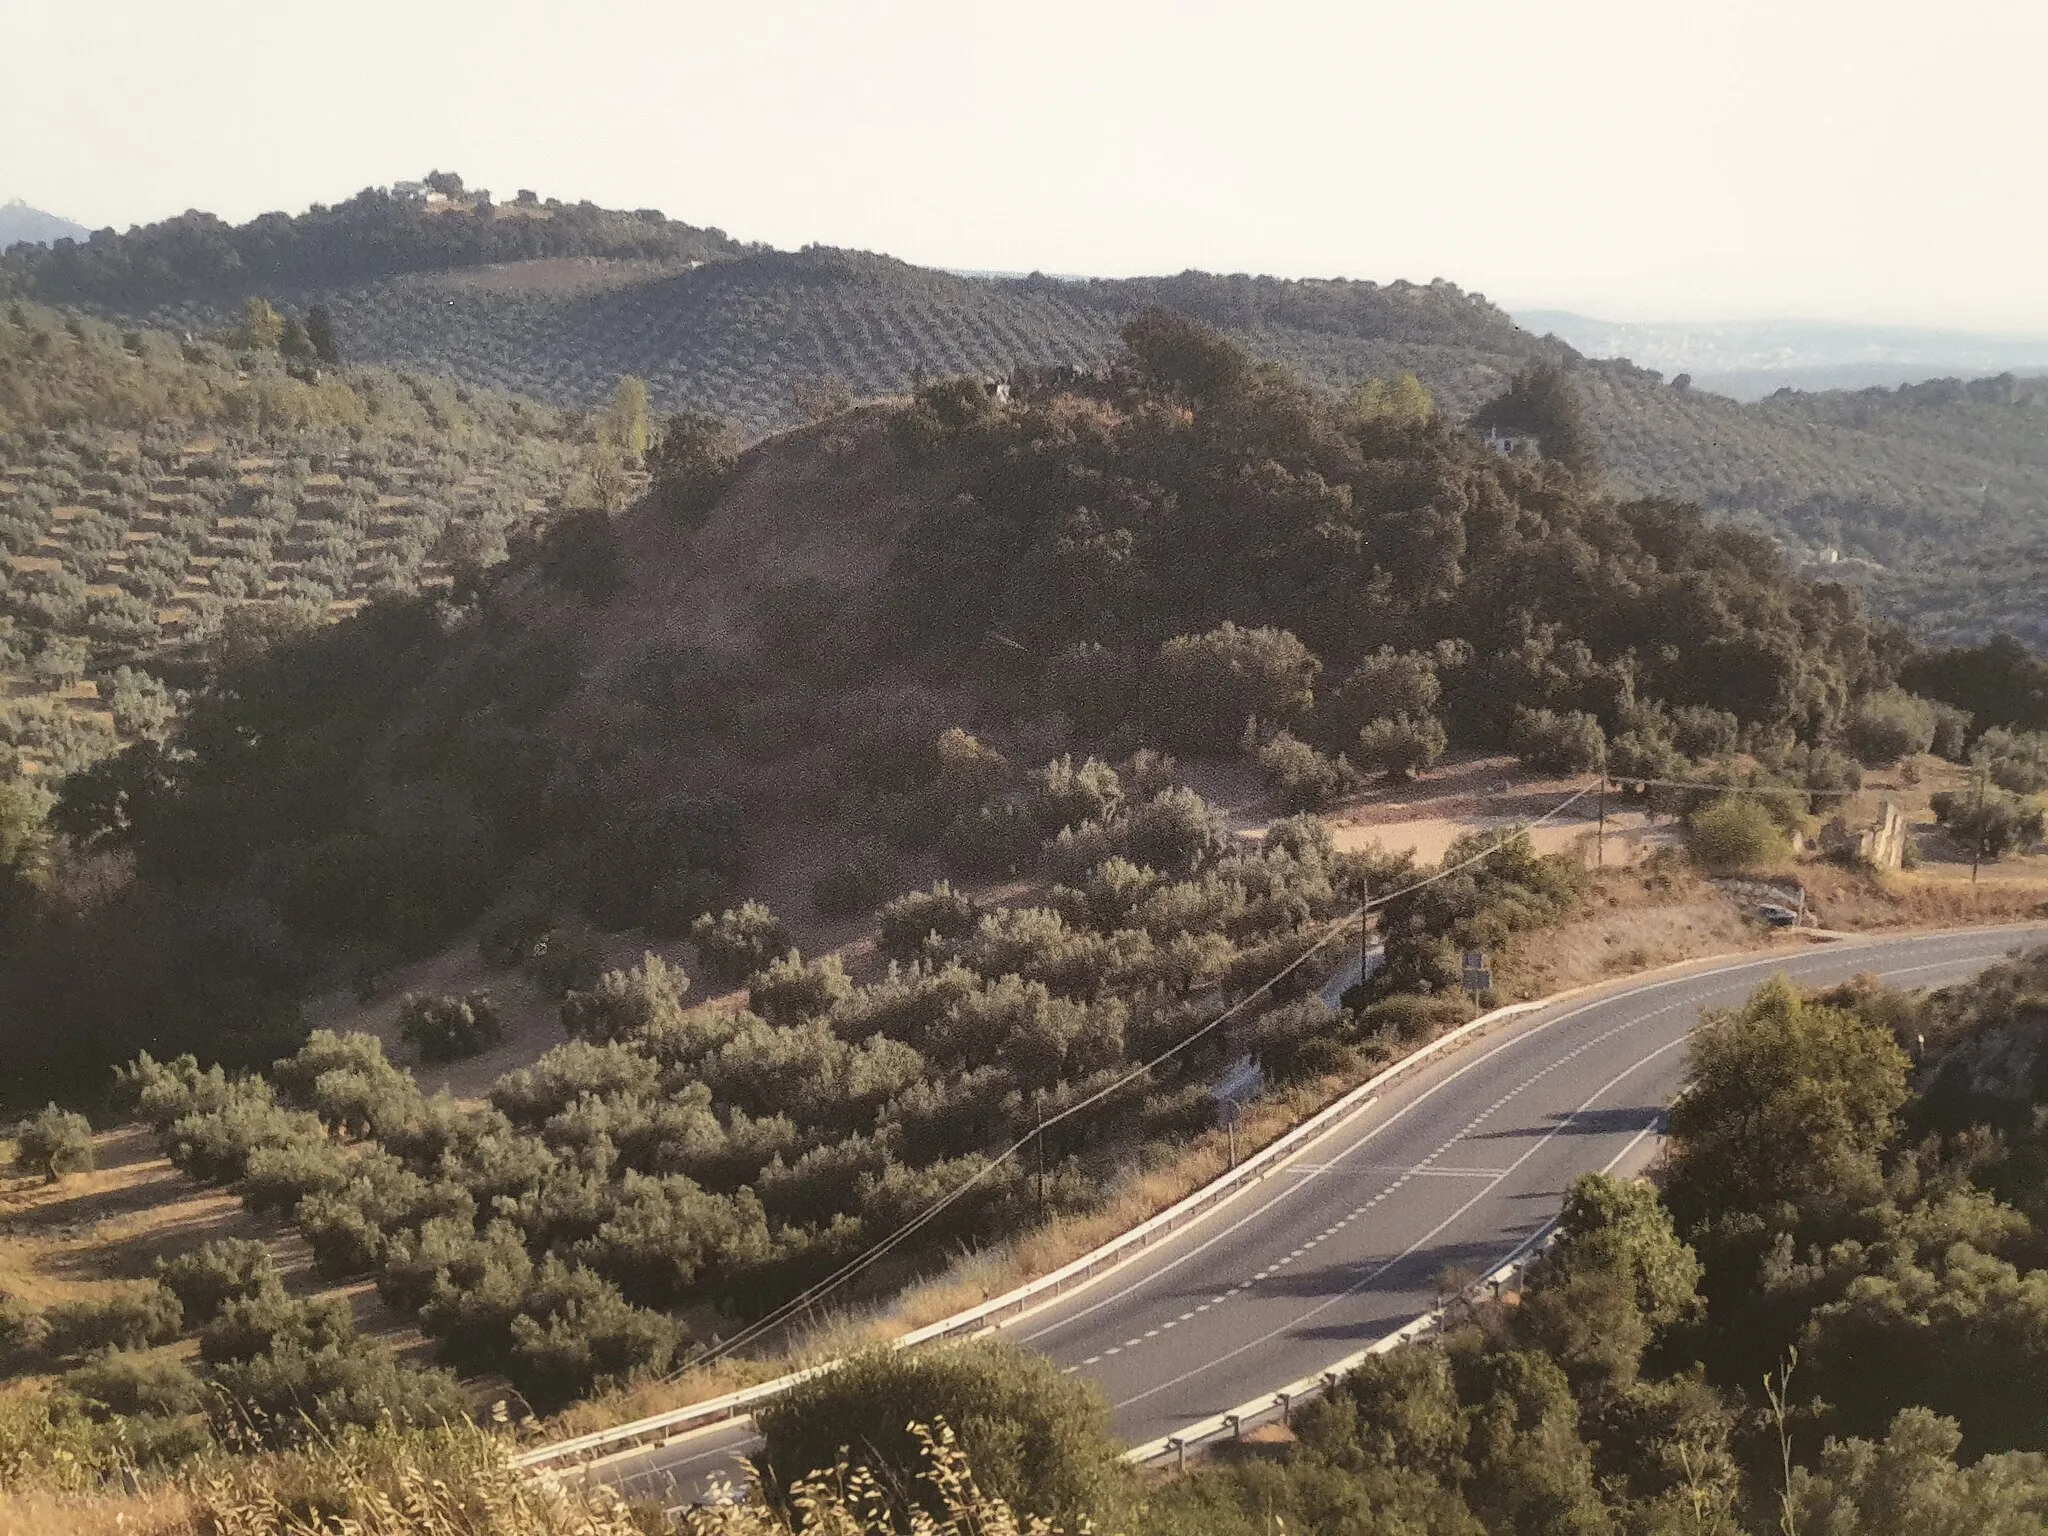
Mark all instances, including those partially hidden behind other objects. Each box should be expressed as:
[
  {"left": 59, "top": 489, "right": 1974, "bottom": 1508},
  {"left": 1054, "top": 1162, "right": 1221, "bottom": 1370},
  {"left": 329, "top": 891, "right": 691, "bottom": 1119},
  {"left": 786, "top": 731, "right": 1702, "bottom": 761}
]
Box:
[{"left": 7, "top": 0, "right": 2046, "bottom": 331}]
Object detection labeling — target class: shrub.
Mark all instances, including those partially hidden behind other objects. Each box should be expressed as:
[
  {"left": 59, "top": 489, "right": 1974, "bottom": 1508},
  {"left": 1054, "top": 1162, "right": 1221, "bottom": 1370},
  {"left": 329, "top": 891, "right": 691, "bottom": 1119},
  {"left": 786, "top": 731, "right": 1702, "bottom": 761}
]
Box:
[
  {"left": 236, "top": 1137, "right": 352, "bottom": 1215},
  {"left": 524, "top": 921, "right": 607, "bottom": 999},
  {"left": 155, "top": 1238, "right": 278, "bottom": 1324},
  {"left": 561, "top": 953, "right": 689, "bottom": 1043},
  {"left": 1355, "top": 712, "right": 1448, "bottom": 781},
  {"left": 939, "top": 799, "right": 1041, "bottom": 874},
  {"left": 877, "top": 882, "right": 982, "bottom": 961},
  {"left": 649, "top": 411, "right": 740, "bottom": 527},
  {"left": 1509, "top": 706, "right": 1606, "bottom": 774},
  {"left": 748, "top": 950, "right": 854, "bottom": 1026},
  {"left": 1844, "top": 689, "right": 1940, "bottom": 765},
  {"left": 43, "top": 1284, "right": 184, "bottom": 1358},
  {"left": 1687, "top": 797, "right": 1788, "bottom": 874},
  {"left": 1255, "top": 731, "right": 1359, "bottom": 812},
  {"left": 204, "top": 1341, "right": 470, "bottom": 1448},
  {"left": 1123, "top": 786, "right": 1228, "bottom": 876},
  {"left": 12, "top": 1103, "right": 93, "bottom": 1181},
  {"left": 1153, "top": 622, "right": 1320, "bottom": 751},
  {"left": 398, "top": 992, "right": 504, "bottom": 1061},
  {"left": 691, "top": 900, "right": 790, "bottom": 985},
  {"left": 63, "top": 1350, "right": 206, "bottom": 1419},
  {"left": 1974, "top": 727, "right": 2048, "bottom": 794},
  {"left": 1030, "top": 755, "right": 1124, "bottom": 835},
  {"left": 503, "top": 1258, "right": 683, "bottom": 1413},
  {"left": 200, "top": 1287, "right": 354, "bottom": 1365},
  {"left": 811, "top": 843, "right": 892, "bottom": 917},
  {"left": 1326, "top": 648, "right": 1443, "bottom": 745},
  {"left": 1251, "top": 998, "right": 1352, "bottom": 1083},
  {"left": 755, "top": 1338, "right": 1126, "bottom": 1523}
]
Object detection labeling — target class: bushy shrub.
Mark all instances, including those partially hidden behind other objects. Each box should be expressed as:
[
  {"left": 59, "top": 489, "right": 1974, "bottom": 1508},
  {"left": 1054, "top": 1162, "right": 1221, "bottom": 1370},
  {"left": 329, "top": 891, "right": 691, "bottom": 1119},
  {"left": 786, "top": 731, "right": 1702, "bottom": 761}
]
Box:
[
  {"left": 398, "top": 992, "right": 504, "bottom": 1061},
  {"left": 155, "top": 1238, "right": 278, "bottom": 1324},
  {"left": 503, "top": 1257, "right": 683, "bottom": 1412},
  {"left": 691, "top": 901, "right": 790, "bottom": 984},
  {"left": 1030, "top": 756, "right": 1124, "bottom": 835},
  {"left": 200, "top": 1287, "right": 354, "bottom": 1365},
  {"left": 1153, "top": 622, "right": 1320, "bottom": 751},
  {"left": 877, "top": 882, "right": 982, "bottom": 961},
  {"left": 748, "top": 950, "right": 854, "bottom": 1026},
  {"left": 756, "top": 1338, "right": 1124, "bottom": 1523},
  {"left": 1687, "top": 797, "right": 1789, "bottom": 874},
  {"left": 236, "top": 1136, "right": 352, "bottom": 1214},
  {"left": 1251, "top": 998, "right": 1353, "bottom": 1083},
  {"left": 63, "top": 1350, "right": 206, "bottom": 1419},
  {"left": 1844, "top": 689, "right": 1941, "bottom": 765},
  {"left": 43, "top": 1284, "right": 184, "bottom": 1358},
  {"left": 649, "top": 411, "right": 741, "bottom": 527},
  {"left": 204, "top": 1341, "right": 470, "bottom": 1448},
  {"left": 1975, "top": 727, "right": 2048, "bottom": 794},
  {"left": 1255, "top": 731, "right": 1358, "bottom": 812},
  {"left": 940, "top": 798, "right": 1041, "bottom": 874},
  {"left": 1123, "top": 786, "right": 1228, "bottom": 876},
  {"left": 560, "top": 953, "right": 689, "bottom": 1043},
  {"left": 524, "top": 921, "right": 606, "bottom": 998},
  {"left": 1509, "top": 706, "right": 1606, "bottom": 774},
  {"left": 12, "top": 1103, "right": 94, "bottom": 1181},
  {"left": 1355, "top": 712, "right": 1448, "bottom": 781},
  {"left": 811, "top": 843, "right": 892, "bottom": 917}
]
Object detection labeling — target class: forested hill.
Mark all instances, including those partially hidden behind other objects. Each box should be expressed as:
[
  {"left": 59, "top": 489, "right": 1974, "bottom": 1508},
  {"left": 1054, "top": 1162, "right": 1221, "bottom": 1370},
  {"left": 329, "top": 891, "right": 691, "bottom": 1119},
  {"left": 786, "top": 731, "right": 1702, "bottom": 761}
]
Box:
[
  {"left": 12, "top": 186, "right": 2048, "bottom": 642},
  {"left": 0, "top": 181, "right": 748, "bottom": 302}
]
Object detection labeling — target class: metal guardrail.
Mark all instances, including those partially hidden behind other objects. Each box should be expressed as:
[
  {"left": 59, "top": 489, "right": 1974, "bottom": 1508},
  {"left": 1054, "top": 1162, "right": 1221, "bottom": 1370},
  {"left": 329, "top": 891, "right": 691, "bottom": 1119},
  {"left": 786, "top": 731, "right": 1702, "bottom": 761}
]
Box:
[
  {"left": 1125, "top": 1226, "right": 1559, "bottom": 1469},
  {"left": 515, "top": 987, "right": 1553, "bottom": 1472}
]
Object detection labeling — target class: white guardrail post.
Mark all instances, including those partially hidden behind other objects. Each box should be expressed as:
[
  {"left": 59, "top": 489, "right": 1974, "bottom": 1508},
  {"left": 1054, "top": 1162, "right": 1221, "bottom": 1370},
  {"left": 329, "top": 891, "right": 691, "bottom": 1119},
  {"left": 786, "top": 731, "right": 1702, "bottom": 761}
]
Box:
[{"left": 515, "top": 992, "right": 1561, "bottom": 1471}]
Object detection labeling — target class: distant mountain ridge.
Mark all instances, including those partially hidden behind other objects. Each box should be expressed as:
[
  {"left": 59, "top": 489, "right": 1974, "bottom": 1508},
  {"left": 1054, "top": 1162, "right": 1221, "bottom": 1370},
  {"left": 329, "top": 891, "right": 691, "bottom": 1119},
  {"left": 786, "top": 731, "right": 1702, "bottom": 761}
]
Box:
[
  {"left": 1522, "top": 309, "right": 2048, "bottom": 400},
  {"left": 0, "top": 199, "right": 89, "bottom": 249}
]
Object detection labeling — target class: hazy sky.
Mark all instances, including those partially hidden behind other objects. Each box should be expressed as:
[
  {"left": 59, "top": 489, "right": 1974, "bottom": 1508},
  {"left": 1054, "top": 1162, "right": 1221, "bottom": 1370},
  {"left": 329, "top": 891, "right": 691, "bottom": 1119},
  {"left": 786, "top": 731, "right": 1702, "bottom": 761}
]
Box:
[{"left": 8, "top": 0, "right": 2046, "bottom": 330}]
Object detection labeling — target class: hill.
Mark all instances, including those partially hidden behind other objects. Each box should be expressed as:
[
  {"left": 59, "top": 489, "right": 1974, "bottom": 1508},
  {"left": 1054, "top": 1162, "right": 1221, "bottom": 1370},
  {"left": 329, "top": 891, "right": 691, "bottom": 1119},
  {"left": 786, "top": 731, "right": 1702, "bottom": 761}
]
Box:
[
  {"left": 15, "top": 188, "right": 2048, "bottom": 644},
  {"left": 0, "top": 302, "right": 606, "bottom": 779},
  {"left": 0, "top": 200, "right": 88, "bottom": 249}
]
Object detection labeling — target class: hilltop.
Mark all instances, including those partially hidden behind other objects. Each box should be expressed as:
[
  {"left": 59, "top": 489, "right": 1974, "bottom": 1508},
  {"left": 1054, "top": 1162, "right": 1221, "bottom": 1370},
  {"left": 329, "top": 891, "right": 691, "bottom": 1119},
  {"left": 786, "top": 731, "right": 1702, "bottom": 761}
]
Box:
[{"left": 0, "top": 200, "right": 88, "bottom": 249}]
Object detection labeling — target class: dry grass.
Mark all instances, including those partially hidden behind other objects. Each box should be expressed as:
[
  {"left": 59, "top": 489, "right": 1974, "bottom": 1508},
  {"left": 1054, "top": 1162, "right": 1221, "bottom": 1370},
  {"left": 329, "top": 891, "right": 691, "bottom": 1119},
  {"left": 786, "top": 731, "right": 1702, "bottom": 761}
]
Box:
[
  {"left": 1497, "top": 865, "right": 1758, "bottom": 1000},
  {"left": 0, "top": 1125, "right": 425, "bottom": 1354}
]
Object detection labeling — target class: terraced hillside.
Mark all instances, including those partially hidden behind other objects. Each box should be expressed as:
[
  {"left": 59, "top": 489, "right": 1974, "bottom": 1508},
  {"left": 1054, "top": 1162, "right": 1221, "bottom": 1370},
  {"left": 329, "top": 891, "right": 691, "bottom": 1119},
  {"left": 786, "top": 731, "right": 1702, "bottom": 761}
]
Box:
[
  {"left": 17, "top": 193, "right": 2048, "bottom": 642},
  {"left": 83, "top": 248, "right": 1558, "bottom": 432},
  {"left": 0, "top": 304, "right": 597, "bottom": 777}
]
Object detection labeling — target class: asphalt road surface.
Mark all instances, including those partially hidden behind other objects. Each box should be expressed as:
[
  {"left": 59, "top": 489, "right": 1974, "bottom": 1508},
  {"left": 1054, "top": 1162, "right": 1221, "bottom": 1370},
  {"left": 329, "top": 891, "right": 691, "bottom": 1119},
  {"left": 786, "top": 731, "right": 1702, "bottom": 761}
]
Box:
[{"left": 583, "top": 924, "right": 2047, "bottom": 1505}]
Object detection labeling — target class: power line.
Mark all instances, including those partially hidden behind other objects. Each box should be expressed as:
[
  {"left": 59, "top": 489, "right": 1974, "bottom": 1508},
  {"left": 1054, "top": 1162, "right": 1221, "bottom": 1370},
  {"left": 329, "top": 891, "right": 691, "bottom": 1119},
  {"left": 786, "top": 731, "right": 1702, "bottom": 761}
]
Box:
[{"left": 680, "top": 778, "right": 1599, "bottom": 1370}]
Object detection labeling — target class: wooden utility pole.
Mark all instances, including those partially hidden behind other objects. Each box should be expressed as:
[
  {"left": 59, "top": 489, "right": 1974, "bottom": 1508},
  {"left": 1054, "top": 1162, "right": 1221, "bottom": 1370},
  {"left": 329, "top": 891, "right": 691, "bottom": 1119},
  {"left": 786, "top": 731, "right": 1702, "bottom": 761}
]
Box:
[
  {"left": 1595, "top": 744, "right": 1608, "bottom": 867},
  {"left": 1972, "top": 764, "right": 1986, "bottom": 887}
]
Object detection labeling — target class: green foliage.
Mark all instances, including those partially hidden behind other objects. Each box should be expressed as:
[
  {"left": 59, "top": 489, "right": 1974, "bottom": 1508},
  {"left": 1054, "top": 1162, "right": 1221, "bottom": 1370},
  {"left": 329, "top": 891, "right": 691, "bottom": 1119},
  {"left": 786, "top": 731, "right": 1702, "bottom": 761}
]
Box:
[
  {"left": 1507, "top": 705, "right": 1606, "bottom": 775},
  {"left": 154, "top": 1237, "right": 278, "bottom": 1324},
  {"left": 755, "top": 1339, "right": 1126, "bottom": 1523},
  {"left": 692, "top": 900, "right": 791, "bottom": 984},
  {"left": 649, "top": 410, "right": 740, "bottom": 526},
  {"left": 560, "top": 953, "right": 689, "bottom": 1043},
  {"left": 1154, "top": 623, "right": 1319, "bottom": 751},
  {"left": 42, "top": 1283, "right": 183, "bottom": 1358},
  {"left": 1664, "top": 976, "right": 1909, "bottom": 1289},
  {"left": 1473, "top": 361, "right": 1598, "bottom": 472},
  {"left": 1255, "top": 730, "right": 1358, "bottom": 812},
  {"left": 877, "top": 881, "right": 983, "bottom": 961},
  {"left": 1686, "top": 795, "right": 1789, "bottom": 873},
  {"left": 398, "top": 991, "right": 504, "bottom": 1062},
  {"left": 61, "top": 1349, "right": 206, "bottom": 1420},
  {"left": 1974, "top": 726, "right": 2048, "bottom": 793},
  {"left": 748, "top": 950, "right": 854, "bottom": 1026},
  {"left": 11, "top": 1102, "right": 93, "bottom": 1180},
  {"left": 1931, "top": 786, "right": 2045, "bottom": 859},
  {"left": 1845, "top": 688, "right": 1948, "bottom": 764},
  {"left": 1355, "top": 712, "right": 1448, "bottom": 781}
]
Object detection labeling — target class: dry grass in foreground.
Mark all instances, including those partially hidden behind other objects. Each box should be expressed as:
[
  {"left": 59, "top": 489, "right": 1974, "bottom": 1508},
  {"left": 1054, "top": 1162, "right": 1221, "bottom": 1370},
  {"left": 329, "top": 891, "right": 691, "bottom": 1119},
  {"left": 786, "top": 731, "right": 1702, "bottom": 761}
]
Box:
[{"left": 0, "top": 1412, "right": 1041, "bottom": 1536}]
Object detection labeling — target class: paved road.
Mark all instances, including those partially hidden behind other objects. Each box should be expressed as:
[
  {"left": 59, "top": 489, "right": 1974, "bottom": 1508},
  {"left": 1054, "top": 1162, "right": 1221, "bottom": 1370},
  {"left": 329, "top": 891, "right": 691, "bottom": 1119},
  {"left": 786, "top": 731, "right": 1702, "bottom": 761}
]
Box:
[{"left": 585, "top": 925, "right": 2046, "bottom": 1505}]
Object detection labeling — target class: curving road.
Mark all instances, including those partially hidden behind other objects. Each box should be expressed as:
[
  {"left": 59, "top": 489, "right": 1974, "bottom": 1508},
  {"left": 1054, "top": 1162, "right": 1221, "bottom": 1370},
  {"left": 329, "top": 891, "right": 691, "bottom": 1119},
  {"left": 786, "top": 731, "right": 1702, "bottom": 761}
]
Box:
[{"left": 588, "top": 924, "right": 2047, "bottom": 1505}]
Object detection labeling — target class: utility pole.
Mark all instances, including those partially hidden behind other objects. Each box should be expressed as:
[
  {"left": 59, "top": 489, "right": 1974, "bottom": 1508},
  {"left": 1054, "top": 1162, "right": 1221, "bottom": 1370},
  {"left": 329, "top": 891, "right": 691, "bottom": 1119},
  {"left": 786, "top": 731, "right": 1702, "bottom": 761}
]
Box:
[
  {"left": 1972, "top": 764, "right": 1986, "bottom": 887},
  {"left": 1035, "top": 1114, "right": 1046, "bottom": 1208},
  {"left": 1357, "top": 875, "right": 1371, "bottom": 984},
  {"left": 1595, "top": 743, "right": 1608, "bottom": 868}
]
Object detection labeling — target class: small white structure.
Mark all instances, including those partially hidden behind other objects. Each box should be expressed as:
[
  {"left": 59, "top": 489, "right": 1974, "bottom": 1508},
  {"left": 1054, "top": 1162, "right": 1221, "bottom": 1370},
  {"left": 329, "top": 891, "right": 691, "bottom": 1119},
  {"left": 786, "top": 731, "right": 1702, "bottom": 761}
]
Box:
[{"left": 1484, "top": 426, "right": 1542, "bottom": 458}]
